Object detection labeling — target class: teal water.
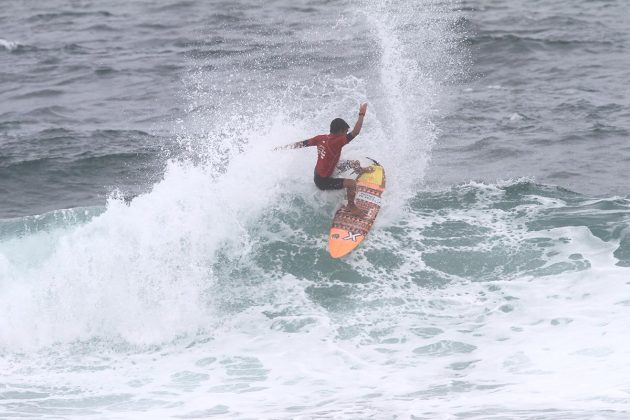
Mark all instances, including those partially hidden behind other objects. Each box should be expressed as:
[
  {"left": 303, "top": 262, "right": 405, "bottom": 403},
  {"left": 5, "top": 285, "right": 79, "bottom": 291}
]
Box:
[{"left": 2, "top": 178, "right": 629, "bottom": 418}]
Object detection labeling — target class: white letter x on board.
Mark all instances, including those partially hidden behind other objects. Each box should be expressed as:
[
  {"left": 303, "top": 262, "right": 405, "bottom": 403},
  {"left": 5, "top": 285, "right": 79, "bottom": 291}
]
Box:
[{"left": 343, "top": 232, "right": 361, "bottom": 242}]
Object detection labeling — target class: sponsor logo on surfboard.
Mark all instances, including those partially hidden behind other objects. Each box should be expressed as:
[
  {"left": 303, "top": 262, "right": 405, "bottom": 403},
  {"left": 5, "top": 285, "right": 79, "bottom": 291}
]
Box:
[
  {"left": 356, "top": 191, "right": 381, "bottom": 206},
  {"left": 343, "top": 232, "right": 361, "bottom": 242}
]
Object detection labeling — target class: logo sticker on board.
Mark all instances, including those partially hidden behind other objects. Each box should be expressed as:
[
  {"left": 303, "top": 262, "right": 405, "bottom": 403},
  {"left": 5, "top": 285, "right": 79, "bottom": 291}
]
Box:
[
  {"left": 343, "top": 232, "right": 361, "bottom": 242},
  {"left": 356, "top": 191, "right": 381, "bottom": 206}
]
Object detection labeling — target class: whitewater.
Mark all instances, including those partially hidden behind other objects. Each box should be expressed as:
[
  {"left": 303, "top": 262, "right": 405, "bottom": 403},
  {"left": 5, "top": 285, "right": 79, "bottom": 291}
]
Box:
[{"left": 1, "top": 0, "right": 630, "bottom": 419}]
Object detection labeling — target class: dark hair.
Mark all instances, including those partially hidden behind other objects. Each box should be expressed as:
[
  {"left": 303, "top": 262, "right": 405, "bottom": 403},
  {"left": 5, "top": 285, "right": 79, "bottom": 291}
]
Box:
[{"left": 330, "top": 118, "right": 350, "bottom": 134}]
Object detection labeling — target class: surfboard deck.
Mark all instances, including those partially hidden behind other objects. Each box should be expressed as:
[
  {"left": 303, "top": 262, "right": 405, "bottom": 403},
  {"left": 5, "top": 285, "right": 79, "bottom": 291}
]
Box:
[{"left": 328, "top": 161, "right": 386, "bottom": 258}]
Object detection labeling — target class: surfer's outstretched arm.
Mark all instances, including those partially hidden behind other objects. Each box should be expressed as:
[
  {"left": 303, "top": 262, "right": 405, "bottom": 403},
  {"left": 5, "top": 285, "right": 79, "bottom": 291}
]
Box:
[
  {"left": 273, "top": 140, "right": 311, "bottom": 151},
  {"left": 350, "top": 103, "right": 368, "bottom": 138}
]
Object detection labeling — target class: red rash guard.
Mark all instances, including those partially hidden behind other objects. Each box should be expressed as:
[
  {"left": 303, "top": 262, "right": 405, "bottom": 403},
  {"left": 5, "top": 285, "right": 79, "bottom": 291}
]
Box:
[{"left": 305, "top": 132, "right": 354, "bottom": 177}]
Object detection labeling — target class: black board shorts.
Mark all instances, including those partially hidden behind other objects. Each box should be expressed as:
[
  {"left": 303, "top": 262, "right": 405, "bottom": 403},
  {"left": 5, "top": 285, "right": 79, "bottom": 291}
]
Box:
[{"left": 314, "top": 171, "right": 344, "bottom": 190}]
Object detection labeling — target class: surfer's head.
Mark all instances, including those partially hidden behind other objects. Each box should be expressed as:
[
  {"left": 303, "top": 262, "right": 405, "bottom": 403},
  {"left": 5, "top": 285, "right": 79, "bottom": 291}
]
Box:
[{"left": 330, "top": 118, "right": 350, "bottom": 134}]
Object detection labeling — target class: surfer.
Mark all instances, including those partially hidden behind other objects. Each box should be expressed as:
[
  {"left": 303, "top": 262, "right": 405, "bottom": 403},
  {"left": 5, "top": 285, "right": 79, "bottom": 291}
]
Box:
[{"left": 276, "top": 103, "right": 372, "bottom": 216}]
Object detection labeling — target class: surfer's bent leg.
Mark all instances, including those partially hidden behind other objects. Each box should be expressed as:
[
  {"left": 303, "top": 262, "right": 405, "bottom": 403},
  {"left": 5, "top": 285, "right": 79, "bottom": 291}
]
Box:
[
  {"left": 314, "top": 171, "right": 345, "bottom": 190},
  {"left": 342, "top": 179, "right": 358, "bottom": 207},
  {"left": 342, "top": 180, "right": 364, "bottom": 216},
  {"left": 314, "top": 172, "right": 363, "bottom": 216}
]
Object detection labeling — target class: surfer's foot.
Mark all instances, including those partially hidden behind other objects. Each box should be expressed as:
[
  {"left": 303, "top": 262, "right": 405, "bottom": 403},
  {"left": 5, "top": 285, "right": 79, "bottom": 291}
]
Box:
[{"left": 347, "top": 204, "right": 364, "bottom": 217}]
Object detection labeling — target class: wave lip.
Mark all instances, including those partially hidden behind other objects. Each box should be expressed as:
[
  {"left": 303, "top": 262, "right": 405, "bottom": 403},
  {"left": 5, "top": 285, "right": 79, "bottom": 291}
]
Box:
[{"left": 0, "top": 206, "right": 103, "bottom": 240}]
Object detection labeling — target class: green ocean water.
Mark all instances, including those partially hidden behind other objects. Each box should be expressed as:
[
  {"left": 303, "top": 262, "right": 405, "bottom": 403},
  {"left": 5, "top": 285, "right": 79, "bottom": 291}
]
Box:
[{"left": 2, "top": 176, "right": 630, "bottom": 418}]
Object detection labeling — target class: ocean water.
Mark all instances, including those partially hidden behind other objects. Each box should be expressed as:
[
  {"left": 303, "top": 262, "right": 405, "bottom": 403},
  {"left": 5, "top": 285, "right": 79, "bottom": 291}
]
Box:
[{"left": 1, "top": 0, "right": 629, "bottom": 419}]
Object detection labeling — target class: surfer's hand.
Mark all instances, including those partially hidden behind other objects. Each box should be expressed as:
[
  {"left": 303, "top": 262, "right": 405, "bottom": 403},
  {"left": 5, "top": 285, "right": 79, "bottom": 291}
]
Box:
[
  {"left": 359, "top": 103, "right": 368, "bottom": 116},
  {"left": 360, "top": 166, "right": 374, "bottom": 175}
]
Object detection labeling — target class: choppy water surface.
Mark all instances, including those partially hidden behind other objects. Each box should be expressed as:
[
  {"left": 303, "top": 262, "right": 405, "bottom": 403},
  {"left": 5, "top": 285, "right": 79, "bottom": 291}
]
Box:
[
  {"left": 1, "top": 0, "right": 630, "bottom": 419},
  {"left": 428, "top": 0, "right": 630, "bottom": 195}
]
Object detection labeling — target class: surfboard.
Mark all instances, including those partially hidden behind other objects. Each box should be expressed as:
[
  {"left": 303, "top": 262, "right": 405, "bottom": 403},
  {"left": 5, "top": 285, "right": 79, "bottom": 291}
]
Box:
[{"left": 329, "top": 159, "right": 386, "bottom": 258}]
